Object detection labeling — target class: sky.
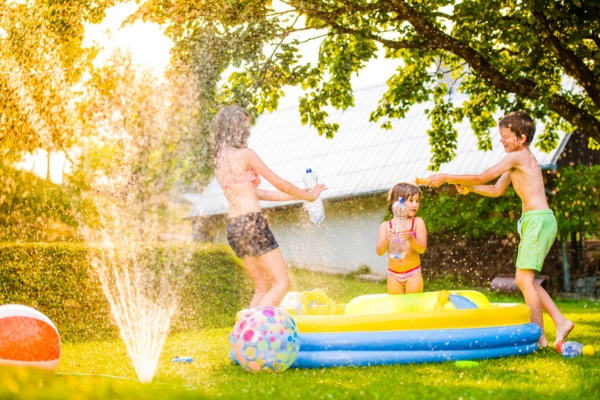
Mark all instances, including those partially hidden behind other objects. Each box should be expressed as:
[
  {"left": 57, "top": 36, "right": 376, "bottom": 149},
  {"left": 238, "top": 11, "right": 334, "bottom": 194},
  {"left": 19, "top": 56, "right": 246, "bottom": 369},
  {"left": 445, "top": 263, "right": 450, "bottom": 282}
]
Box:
[
  {"left": 81, "top": 1, "right": 174, "bottom": 77},
  {"left": 18, "top": 0, "right": 398, "bottom": 183}
]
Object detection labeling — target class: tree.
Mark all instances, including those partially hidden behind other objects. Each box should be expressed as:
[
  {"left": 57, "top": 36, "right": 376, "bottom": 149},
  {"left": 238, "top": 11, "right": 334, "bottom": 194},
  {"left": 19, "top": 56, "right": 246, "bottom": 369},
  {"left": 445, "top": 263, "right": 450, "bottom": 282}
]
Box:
[
  {"left": 1, "top": 2, "right": 204, "bottom": 241},
  {"left": 0, "top": 0, "right": 117, "bottom": 164},
  {"left": 134, "top": 0, "right": 600, "bottom": 170}
]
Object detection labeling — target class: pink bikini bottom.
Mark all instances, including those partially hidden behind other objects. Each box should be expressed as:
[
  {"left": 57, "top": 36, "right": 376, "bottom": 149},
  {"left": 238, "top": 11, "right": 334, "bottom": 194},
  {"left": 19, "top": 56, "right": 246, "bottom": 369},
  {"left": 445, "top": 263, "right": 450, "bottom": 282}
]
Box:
[{"left": 388, "top": 265, "right": 422, "bottom": 284}]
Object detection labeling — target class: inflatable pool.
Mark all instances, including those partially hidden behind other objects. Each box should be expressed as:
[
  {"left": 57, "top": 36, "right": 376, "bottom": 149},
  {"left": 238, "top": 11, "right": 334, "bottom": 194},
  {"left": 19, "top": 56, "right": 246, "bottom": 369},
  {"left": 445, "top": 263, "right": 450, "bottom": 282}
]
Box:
[{"left": 283, "top": 290, "right": 541, "bottom": 368}]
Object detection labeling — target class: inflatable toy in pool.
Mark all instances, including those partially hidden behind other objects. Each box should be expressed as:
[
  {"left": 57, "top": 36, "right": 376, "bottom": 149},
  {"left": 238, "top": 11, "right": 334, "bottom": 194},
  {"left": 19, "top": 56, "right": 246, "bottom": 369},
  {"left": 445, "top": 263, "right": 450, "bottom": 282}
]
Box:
[{"left": 282, "top": 289, "right": 541, "bottom": 368}]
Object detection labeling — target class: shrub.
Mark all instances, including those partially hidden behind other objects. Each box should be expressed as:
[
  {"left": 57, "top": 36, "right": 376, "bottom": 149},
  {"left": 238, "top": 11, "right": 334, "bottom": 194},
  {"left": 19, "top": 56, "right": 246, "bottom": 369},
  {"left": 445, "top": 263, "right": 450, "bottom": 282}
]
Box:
[
  {"left": 0, "top": 243, "right": 252, "bottom": 342},
  {"left": 549, "top": 164, "right": 600, "bottom": 235}
]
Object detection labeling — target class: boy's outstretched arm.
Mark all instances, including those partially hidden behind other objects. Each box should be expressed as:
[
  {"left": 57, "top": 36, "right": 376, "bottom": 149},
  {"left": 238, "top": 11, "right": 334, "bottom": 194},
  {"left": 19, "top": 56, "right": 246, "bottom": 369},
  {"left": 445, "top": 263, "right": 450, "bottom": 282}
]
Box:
[
  {"left": 463, "top": 172, "right": 511, "bottom": 197},
  {"left": 426, "top": 153, "right": 518, "bottom": 188}
]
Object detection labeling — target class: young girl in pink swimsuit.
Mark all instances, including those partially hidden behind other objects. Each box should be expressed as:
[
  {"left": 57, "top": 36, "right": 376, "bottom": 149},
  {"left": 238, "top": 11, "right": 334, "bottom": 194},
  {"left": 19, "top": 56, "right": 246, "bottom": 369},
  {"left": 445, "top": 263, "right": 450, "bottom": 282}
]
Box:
[
  {"left": 375, "top": 182, "right": 428, "bottom": 294},
  {"left": 212, "top": 106, "right": 327, "bottom": 308}
]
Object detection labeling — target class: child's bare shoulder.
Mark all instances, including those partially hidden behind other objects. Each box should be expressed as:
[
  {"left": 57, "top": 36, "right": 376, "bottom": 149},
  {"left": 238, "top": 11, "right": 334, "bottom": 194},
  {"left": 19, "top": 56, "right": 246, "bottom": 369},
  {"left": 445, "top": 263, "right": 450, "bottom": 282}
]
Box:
[
  {"left": 237, "top": 147, "right": 260, "bottom": 163},
  {"left": 414, "top": 217, "right": 427, "bottom": 227},
  {"left": 491, "top": 150, "right": 529, "bottom": 175},
  {"left": 505, "top": 149, "right": 530, "bottom": 164},
  {"left": 237, "top": 147, "right": 255, "bottom": 156}
]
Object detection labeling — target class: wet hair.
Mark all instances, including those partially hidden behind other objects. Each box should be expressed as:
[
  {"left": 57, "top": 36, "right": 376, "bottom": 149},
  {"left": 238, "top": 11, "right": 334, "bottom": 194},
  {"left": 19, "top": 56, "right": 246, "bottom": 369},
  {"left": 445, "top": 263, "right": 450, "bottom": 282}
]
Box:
[
  {"left": 211, "top": 105, "right": 252, "bottom": 166},
  {"left": 498, "top": 111, "right": 536, "bottom": 146},
  {"left": 386, "top": 182, "right": 421, "bottom": 215}
]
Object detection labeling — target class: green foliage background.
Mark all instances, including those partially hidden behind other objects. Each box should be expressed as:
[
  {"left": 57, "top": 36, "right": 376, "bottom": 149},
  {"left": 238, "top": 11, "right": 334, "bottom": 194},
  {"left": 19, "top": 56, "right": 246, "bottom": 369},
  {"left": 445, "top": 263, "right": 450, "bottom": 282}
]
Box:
[
  {"left": 0, "top": 243, "right": 253, "bottom": 342},
  {"left": 418, "top": 186, "right": 521, "bottom": 239},
  {"left": 549, "top": 165, "right": 600, "bottom": 235}
]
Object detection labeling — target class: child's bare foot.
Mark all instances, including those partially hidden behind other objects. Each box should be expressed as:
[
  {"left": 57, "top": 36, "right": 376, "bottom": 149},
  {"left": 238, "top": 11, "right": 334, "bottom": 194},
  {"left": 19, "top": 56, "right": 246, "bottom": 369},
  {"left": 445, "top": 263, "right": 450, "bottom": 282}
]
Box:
[
  {"left": 538, "top": 336, "right": 549, "bottom": 348},
  {"left": 554, "top": 319, "right": 575, "bottom": 344}
]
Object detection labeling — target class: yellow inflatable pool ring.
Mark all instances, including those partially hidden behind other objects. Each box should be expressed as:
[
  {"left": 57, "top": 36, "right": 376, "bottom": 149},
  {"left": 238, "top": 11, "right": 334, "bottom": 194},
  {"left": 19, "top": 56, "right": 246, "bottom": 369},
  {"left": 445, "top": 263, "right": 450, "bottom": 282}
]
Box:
[
  {"left": 293, "top": 304, "right": 530, "bottom": 332},
  {"left": 283, "top": 290, "right": 531, "bottom": 333},
  {"left": 344, "top": 290, "right": 491, "bottom": 315}
]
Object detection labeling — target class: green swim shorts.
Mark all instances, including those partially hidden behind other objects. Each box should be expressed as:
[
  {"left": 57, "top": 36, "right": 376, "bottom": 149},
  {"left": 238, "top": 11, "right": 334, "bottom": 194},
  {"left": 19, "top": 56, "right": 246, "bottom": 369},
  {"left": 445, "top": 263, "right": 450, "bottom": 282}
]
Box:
[{"left": 516, "top": 209, "right": 557, "bottom": 272}]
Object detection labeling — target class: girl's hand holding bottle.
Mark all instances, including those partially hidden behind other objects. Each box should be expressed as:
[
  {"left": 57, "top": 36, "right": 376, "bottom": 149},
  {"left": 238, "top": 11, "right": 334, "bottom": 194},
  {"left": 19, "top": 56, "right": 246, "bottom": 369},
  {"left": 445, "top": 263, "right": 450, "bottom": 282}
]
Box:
[
  {"left": 386, "top": 226, "right": 409, "bottom": 243},
  {"left": 396, "top": 229, "right": 411, "bottom": 241},
  {"left": 305, "top": 183, "right": 327, "bottom": 201}
]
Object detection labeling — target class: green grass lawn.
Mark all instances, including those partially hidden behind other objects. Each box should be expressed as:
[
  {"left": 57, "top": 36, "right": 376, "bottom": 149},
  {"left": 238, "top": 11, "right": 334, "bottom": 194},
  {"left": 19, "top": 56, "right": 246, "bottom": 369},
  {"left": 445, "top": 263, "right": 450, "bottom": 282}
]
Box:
[{"left": 2, "top": 268, "right": 599, "bottom": 399}]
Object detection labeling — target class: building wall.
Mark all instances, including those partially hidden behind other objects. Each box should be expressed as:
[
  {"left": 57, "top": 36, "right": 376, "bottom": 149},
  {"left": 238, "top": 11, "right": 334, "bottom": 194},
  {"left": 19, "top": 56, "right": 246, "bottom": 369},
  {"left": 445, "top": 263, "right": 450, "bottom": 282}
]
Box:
[
  {"left": 195, "top": 194, "right": 390, "bottom": 275},
  {"left": 556, "top": 130, "right": 600, "bottom": 168}
]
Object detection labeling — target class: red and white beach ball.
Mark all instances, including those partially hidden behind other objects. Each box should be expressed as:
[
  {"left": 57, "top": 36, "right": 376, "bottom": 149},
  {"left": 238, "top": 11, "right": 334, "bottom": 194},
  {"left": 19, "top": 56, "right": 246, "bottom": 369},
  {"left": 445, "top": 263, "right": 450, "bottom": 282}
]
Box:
[{"left": 0, "top": 304, "right": 61, "bottom": 372}]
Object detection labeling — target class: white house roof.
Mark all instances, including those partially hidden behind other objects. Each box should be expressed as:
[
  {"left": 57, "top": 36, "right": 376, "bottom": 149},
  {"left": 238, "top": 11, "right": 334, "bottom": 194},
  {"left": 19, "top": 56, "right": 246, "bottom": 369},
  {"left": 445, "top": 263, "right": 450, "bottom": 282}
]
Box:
[
  {"left": 181, "top": 193, "right": 202, "bottom": 205},
  {"left": 185, "top": 83, "right": 567, "bottom": 218}
]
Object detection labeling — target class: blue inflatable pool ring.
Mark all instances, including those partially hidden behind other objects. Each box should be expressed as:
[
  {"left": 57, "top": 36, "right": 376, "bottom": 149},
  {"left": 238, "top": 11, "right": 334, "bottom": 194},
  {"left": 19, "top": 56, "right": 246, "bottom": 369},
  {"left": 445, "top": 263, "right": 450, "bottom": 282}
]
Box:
[
  {"left": 291, "top": 323, "right": 540, "bottom": 368},
  {"left": 292, "top": 343, "right": 535, "bottom": 368}
]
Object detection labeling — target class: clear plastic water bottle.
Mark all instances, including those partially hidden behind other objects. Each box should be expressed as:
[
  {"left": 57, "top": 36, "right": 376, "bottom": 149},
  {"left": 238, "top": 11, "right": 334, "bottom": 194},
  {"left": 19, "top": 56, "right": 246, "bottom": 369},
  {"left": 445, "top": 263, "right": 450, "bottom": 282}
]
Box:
[
  {"left": 302, "top": 168, "right": 325, "bottom": 226},
  {"left": 389, "top": 197, "right": 407, "bottom": 260},
  {"left": 557, "top": 341, "right": 583, "bottom": 358}
]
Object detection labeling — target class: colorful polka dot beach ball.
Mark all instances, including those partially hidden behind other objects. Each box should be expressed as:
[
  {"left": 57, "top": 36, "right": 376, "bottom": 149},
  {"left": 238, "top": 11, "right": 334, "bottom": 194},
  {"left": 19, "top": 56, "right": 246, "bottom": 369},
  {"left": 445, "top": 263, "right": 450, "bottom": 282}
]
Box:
[
  {"left": 0, "top": 304, "right": 61, "bottom": 372},
  {"left": 229, "top": 306, "right": 300, "bottom": 373}
]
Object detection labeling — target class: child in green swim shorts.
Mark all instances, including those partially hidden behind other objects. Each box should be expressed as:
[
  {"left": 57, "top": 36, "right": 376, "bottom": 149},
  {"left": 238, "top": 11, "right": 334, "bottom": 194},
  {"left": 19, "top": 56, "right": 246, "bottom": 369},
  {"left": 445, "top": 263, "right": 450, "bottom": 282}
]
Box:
[
  {"left": 517, "top": 209, "right": 557, "bottom": 272},
  {"left": 425, "top": 111, "right": 574, "bottom": 347}
]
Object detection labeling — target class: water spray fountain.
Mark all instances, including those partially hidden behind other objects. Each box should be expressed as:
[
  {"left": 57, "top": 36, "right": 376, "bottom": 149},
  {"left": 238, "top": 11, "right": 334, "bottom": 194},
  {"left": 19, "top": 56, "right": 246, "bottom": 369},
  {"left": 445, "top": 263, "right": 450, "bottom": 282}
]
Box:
[
  {"left": 77, "top": 54, "right": 201, "bottom": 382},
  {"left": 84, "top": 192, "right": 189, "bottom": 383}
]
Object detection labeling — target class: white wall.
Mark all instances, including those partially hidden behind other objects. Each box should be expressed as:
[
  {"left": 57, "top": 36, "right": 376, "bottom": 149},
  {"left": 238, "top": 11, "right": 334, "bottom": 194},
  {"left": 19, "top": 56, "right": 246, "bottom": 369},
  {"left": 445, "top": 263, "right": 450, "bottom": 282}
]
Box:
[{"left": 205, "top": 194, "right": 390, "bottom": 276}]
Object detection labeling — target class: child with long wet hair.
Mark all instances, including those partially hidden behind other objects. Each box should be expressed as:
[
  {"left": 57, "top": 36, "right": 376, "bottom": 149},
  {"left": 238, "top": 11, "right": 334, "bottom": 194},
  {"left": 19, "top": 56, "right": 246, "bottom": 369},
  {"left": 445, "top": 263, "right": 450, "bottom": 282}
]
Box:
[
  {"left": 212, "top": 105, "right": 327, "bottom": 308},
  {"left": 376, "top": 182, "right": 428, "bottom": 294}
]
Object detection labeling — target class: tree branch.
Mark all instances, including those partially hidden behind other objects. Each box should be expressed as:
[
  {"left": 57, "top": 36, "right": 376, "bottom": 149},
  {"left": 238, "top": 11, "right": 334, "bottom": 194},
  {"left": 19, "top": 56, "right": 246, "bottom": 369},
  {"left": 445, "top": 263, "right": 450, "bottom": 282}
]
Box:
[
  {"left": 266, "top": 9, "right": 297, "bottom": 18},
  {"left": 252, "top": 14, "right": 301, "bottom": 89},
  {"left": 534, "top": 10, "right": 600, "bottom": 110},
  {"left": 372, "top": 34, "right": 440, "bottom": 51},
  {"left": 295, "top": 33, "right": 329, "bottom": 45},
  {"left": 290, "top": 0, "right": 600, "bottom": 141},
  {"left": 293, "top": 3, "right": 438, "bottom": 51},
  {"left": 383, "top": 0, "right": 600, "bottom": 141}
]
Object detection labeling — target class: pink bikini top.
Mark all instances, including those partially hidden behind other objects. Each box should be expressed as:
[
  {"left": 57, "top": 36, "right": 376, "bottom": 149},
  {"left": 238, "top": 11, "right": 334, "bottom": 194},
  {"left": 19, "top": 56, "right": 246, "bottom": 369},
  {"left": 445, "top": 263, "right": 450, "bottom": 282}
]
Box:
[
  {"left": 216, "top": 145, "right": 261, "bottom": 189},
  {"left": 389, "top": 218, "right": 417, "bottom": 238},
  {"left": 221, "top": 169, "right": 261, "bottom": 189}
]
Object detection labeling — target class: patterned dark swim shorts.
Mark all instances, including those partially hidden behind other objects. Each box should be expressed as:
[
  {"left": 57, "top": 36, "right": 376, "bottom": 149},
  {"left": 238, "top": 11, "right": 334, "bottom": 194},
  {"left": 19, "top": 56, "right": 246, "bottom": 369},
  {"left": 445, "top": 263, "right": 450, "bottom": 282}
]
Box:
[{"left": 226, "top": 212, "right": 279, "bottom": 258}]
